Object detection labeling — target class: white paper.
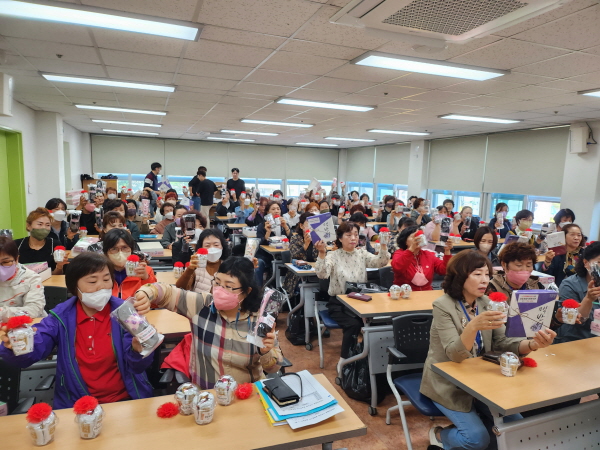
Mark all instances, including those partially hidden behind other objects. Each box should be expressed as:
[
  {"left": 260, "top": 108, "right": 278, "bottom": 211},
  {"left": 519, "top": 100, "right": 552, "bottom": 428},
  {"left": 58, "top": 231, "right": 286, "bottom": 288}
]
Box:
[
  {"left": 287, "top": 404, "right": 345, "bottom": 430},
  {"left": 545, "top": 231, "right": 565, "bottom": 249}
]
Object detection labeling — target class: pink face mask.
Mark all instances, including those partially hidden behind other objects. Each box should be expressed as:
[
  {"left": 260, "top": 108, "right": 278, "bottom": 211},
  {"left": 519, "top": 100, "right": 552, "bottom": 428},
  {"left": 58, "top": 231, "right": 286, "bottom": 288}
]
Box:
[
  {"left": 212, "top": 285, "right": 242, "bottom": 311},
  {"left": 84, "top": 203, "right": 96, "bottom": 213},
  {"left": 505, "top": 270, "right": 530, "bottom": 287}
]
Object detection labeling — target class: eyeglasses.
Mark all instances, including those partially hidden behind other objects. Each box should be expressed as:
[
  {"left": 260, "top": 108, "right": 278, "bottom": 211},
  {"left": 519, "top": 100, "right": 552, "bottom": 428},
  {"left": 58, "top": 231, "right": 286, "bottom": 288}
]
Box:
[
  {"left": 212, "top": 279, "right": 243, "bottom": 293},
  {"left": 567, "top": 233, "right": 582, "bottom": 238},
  {"left": 107, "top": 246, "right": 131, "bottom": 254}
]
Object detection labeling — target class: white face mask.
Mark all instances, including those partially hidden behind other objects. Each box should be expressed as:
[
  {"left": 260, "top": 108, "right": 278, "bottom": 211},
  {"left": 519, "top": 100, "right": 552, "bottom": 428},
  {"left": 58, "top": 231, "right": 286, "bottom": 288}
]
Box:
[
  {"left": 52, "top": 210, "right": 66, "bottom": 222},
  {"left": 207, "top": 247, "right": 223, "bottom": 262},
  {"left": 108, "top": 251, "right": 130, "bottom": 267},
  {"left": 195, "top": 228, "right": 202, "bottom": 240},
  {"left": 289, "top": 206, "right": 297, "bottom": 212},
  {"left": 479, "top": 243, "right": 493, "bottom": 253},
  {"left": 79, "top": 288, "right": 112, "bottom": 311},
  {"left": 333, "top": 200, "right": 340, "bottom": 206},
  {"left": 164, "top": 212, "right": 174, "bottom": 220},
  {"left": 244, "top": 199, "right": 251, "bottom": 205},
  {"left": 107, "top": 193, "right": 117, "bottom": 200},
  {"left": 359, "top": 226, "right": 366, "bottom": 235},
  {"left": 560, "top": 222, "right": 572, "bottom": 227}
]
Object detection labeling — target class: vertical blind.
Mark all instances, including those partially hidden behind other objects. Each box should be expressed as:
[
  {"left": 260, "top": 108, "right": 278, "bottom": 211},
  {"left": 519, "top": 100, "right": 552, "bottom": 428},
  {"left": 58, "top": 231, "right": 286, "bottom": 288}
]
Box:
[{"left": 374, "top": 143, "right": 410, "bottom": 184}]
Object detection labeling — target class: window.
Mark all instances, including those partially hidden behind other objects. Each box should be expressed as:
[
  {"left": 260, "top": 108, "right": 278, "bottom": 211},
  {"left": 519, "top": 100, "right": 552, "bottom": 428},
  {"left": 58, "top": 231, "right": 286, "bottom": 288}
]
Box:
[
  {"left": 287, "top": 179, "right": 310, "bottom": 197},
  {"left": 489, "top": 193, "right": 524, "bottom": 220},
  {"left": 257, "top": 179, "right": 282, "bottom": 197},
  {"left": 347, "top": 182, "right": 374, "bottom": 201},
  {"left": 376, "top": 183, "right": 394, "bottom": 202},
  {"left": 528, "top": 196, "right": 561, "bottom": 225},
  {"left": 431, "top": 190, "right": 453, "bottom": 209},
  {"left": 131, "top": 174, "right": 147, "bottom": 193},
  {"left": 456, "top": 191, "right": 481, "bottom": 216},
  {"left": 168, "top": 176, "right": 192, "bottom": 197},
  {"left": 395, "top": 185, "right": 408, "bottom": 204}
]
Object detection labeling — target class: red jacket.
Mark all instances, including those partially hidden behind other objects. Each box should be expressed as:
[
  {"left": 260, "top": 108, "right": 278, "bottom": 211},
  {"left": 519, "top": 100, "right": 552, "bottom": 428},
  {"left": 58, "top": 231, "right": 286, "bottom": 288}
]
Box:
[
  {"left": 391, "top": 249, "right": 451, "bottom": 291},
  {"left": 111, "top": 265, "right": 157, "bottom": 299}
]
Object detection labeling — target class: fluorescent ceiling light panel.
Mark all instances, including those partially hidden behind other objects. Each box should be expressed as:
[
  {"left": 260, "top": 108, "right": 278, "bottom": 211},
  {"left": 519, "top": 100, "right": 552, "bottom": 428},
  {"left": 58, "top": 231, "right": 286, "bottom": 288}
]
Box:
[
  {"left": 42, "top": 74, "right": 175, "bottom": 92},
  {"left": 76, "top": 105, "right": 166, "bottom": 116},
  {"left": 103, "top": 129, "right": 159, "bottom": 136},
  {"left": 352, "top": 52, "right": 507, "bottom": 81},
  {"left": 241, "top": 119, "right": 313, "bottom": 128},
  {"left": 93, "top": 119, "right": 161, "bottom": 128},
  {"left": 439, "top": 114, "right": 522, "bottom": 124},
  {"left": 206, "top": 137, "right": 255, "bottom": 142},
  {"left": 368, "top": 129, "right": 430, "bottom": 136},
  {"left": 578, "top": 88, "right": 600, "bottom": 98},
  {"left": 0, "top": 0, "right": 201, "bottom": 40},
  {"left": 531, "top": 125, "right": 570, "bottom": 130},
  {"left": 276, "top": 98, "right": 374, "bottom": 112},
  {"left": 325, "top": 137, "right": 375, "bottom": 142},
  {"left": 296, "top": 142, "right": 339, "bottom": 147},
  {"left": 221, "top": 129, "right": 278, "bottom": 136}
]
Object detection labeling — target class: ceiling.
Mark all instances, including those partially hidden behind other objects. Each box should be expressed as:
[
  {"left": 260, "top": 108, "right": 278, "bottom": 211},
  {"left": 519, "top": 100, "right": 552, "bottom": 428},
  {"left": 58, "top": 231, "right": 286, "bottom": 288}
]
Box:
[{"left": 1, "top": 0, "right": 600, "bottom": 147}]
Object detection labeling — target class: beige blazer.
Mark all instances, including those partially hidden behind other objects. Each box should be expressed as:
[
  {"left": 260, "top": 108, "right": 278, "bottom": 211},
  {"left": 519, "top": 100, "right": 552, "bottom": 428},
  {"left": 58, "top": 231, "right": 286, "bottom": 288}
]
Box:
[{"left": 420, "top": 293, "right": 522, "bottom": 412}]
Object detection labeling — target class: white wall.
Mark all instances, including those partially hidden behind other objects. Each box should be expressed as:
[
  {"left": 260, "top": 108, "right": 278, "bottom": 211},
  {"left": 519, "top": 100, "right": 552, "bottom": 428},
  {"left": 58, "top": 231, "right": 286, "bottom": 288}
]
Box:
[{"left": 63, "top": 122, "right": 91, "bottom": 192}]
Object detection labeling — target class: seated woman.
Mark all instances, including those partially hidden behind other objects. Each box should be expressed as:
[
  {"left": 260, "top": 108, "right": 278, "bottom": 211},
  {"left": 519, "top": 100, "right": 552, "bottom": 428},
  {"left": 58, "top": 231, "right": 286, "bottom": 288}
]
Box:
[
  {"left": 360, "top": 193, "right": 372, "bottom": 216},
  {"left": 135, "top": 256, "right": 283, "bottom": 389},
  {"left": 442, "top": 198, "right": 455, "bottom": 217},
  {"left": 457, "top": 206, "right": 479, "bottom": 241},
  {"left": 126, "top": 199, "right": 151, "bottom": 236},
  {"left": 553, "top": 208, "right": 576, "bottom": 232},
  {"left": 508, "top": 209, "right": 536, "bottom": 245},
  {"left": 102, "top": 228, "right": 156, "bottom": 299},
  {"left": 45, "top": 198, "right": 79, "bottom": 250},
  {"left": 488, "top": 202, "right": 511, "bottom": 239},
  {"left": 246, "top": 196, "right": 269, "bottom": 227},
  {"left": 314, "top": 222, "right": 390, "bottom": 372},
  {"left": 346, "top": 190, "right": 361, "bottom": 209},
  {"left": 330, "top": 194, "right": 342, "bottom": 217},
  {"left": 255, "top": 201, "right": 292, "bottom": 285},
  {"left": 272, "top": 189, "right": 288, "bottom": 214},
  {"left": 87, "top": 211, "right": 131, "bottom": 253},
  {"left": 15, "top": 208, "right": 66, "bottom": 275},
  {"left": 410, "top": 198, "right": 431, "bottom": 226},
  {"left": 283, "top": 213, "right": 318, "bottom": 299},
  {"left": 391, "top": 226, "right": 452, "bottom": 290},
  {"left": 348, "top": 212, "right": 376, "bottom": 252},
  {"left": 0, "top": 237, "right": 46, "bottom": 318},
  {"left": 377, "top": 196, "right": 396, "bottom": 223},
  {"left": 234, "top": 194, "right": 254, "bottom": 224},
  {"left": 161, "top": 205, "right": 189, "bottom": 249},
  {"left": 488, "top": 242, "right": 543, "bottom": 297},
  {"left": 283, "top": 198, "right": 300, "bottom": 227},
  {"left": 422, "top": 206, "right": 449, "bottom": 241},
  {"left": 306, "top": 201, "right": 320, "bottom": 215},
  {"left": 75, "top": 194, "right": 100, "bottom": 236},
  {"left": 102, "top": 199, "right": 141, "bottom": 241},
  {"left": 421, "top": 250, "right": 556, "bottom": 450},
  {"left": 541, "top": 223, "right": 585, "bottom": 286},
  {"left": 152, "top": 202, "right": 175, "bottom": 235},
  {"left": 215, "top": 190, "right": 239, "bottom": 217},
  {"left": 474, "top": 226, "right": 501, "bottom": 266},
  {"left": 0, "top": 252, "right": 154, "bottom": 408},
  {"left": 172, "top": 210, "right": 208, "bottom": 265},
  {"left": 555, "top": 241, "right": 600, "bottom": 343}
]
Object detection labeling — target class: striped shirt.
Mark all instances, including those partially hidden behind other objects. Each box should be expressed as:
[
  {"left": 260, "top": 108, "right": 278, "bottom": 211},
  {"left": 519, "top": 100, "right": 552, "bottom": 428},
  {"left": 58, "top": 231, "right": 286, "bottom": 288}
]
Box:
[{"left": 139, "top": 283, "right": 282, "bottom": 389}]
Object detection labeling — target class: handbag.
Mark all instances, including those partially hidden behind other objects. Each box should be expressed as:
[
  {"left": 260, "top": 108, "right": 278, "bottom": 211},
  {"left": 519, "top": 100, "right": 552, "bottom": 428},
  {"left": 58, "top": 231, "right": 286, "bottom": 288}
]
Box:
[
  {"left": 262, "top": 373, "right": 302, "bottom": 407},
  {"left": 345, "top": 281, "right": 388, "bottom": 294}
]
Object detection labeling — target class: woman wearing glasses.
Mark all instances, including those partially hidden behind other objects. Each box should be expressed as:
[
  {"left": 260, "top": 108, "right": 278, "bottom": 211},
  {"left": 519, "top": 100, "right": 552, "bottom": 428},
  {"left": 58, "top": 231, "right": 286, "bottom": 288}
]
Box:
[
  {"left": 541, "top": 223, "right": 585, "bottom": 287},
  {"left": 134, "top": 256, "right": 282, "bottom": 389}
]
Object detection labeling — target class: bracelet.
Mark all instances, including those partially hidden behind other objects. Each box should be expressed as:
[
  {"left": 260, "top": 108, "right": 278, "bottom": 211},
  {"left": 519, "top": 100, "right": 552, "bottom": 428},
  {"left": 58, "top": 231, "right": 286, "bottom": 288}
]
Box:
[{"left": 528, "top": 340, "right": 538, "bottom": 352}]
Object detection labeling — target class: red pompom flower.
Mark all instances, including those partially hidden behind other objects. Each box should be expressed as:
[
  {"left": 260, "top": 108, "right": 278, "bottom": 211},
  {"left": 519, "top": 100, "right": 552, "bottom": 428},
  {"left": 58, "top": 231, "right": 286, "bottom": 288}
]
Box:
[
  {"left": 562, "top": 299, "right": 580, "bottom": 309},
  {"left": 26, "top": 403, "right": 53, "bottom": 423},
  {"left": 54, "top": 245, "right": 66, "bottom": 251},
  {"left": 488, "top": 292, "right": 508, "bottom": 303},
  {"left": 380, "top": 227, "right": 390, "bottom": 232},
  {"left": 127, "top": 254, "right": 140, "bottom": 262},
  {"left": 521, "top": 357, "right": 537, "bottom": 368},
  {"left": 156, "top": 402, "right": 179, "bottom": 418},
  {"left": 174, "top": 262, "right": 184, "bottom": 268},
  {"left": 73, "top": 396, "right": 98, "bottom": 414},
  {"left": 197, "top": 248, "right": 208, "bottom": 255},
  {"left": 6, "top": 315, "right": 33, "bottom": 330},
  {"left": 235, "top": 383, "right": 254, "bottom": 400},
  {"left": 415, "top": 230, "right": 424, "bottom": 237}
]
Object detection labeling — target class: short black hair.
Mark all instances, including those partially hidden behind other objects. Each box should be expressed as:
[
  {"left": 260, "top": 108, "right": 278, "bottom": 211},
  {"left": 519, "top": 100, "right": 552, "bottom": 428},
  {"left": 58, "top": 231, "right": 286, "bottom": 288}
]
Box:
[
  {"left": 103, "top": 199, "right": 125, "bottom": 212},
  {"left": 408, "top": 195, "right": 417, "bottom": 202},
  {"left": 554, "top": 208, "right": 576, "bottom": 225},
  {"left": 360, "top": 193, "right": 369, "bottom": 201},
  {"left": 126, "top": 199, "right": 137, "bottom": 208},
  {"left": 296, "top": 212, "right": 314, "bottom": 233},
  {"left": 160, "top": 202, "right": 175, "bottom": 215},
  {"left": 45, "top": 198, "right": 67, "bottom": 211},
  {"left": 66, "top": 252, "right": 115, "bottom": 296},
  {"left": 216, "top": 257, "right": 261, "bottom": 312},
  {"left": 576, "top": 241, "right": 600, "bottom": 277},
  {"left": 495, "top": 202, "right": 508, "bottom": 213},
  {"left": 350, "top": 190, "right": 359, "bottom": 197},
  {"left": 397, "top": 226, "right": 419, "bottom": 250},
  {"left": 102, "top": 228, "right": 136, "bottom": 255},
  {"left": 174, "top": 204, "right": 188, "bottom": 214},
  {"left": 398, "top": 216, "right": 416, "bottom": 230},
  {"left": 318, "top": 199, "right": 330, "bottom": 207},
  {"left": 195, "top": 228, "right": 229, "bottom": 261},
  {"left": 442, "top": 250, "right": 492, "bottom": 300},
  {"left": 151, "top": 162, "right": 162, "bottom": 171},
  {"left": 499, "top": 242, "right": 537, "bottom": 266},
  {"left": 335, "top": 221, "right": 360, "bottom": 248},
  {"left": 474, "top": 226, "right": 498, "bottom": 251},
  {"left": 514, "top": 209, "right": 533, "bottom": 224},
  {"left": 443, "top": 198, "right": 455, "bottom": 208},
  {"left": 349, "top": 212, "right": 367, "bottom": 225},
  {"left": 231, "top": 168, "right": 239, "bottom": 173},
  {"left": 198, "top": 169, "right": 207, "bottom": 177},
  {"left": 273, "top": 190, "right": 284, "bottom": 197},
  {"left": 0, "top": 237, "right": 18, "bottom": 260}
]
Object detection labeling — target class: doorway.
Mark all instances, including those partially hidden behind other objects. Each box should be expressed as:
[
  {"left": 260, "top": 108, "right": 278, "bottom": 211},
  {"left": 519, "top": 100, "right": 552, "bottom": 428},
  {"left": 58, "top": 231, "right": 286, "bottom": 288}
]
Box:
[{"left": 0, "top": 130, "right": 27, "bottom": 238}]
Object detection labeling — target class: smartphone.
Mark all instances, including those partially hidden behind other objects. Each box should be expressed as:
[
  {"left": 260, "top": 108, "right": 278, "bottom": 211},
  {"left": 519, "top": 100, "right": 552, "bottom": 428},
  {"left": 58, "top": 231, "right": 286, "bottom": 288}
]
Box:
[
  {"left": 591, "top": 262, "right": 600, "bottom": 287},
  {"left": 348, "top": 292, "right": 372, "bottom": 302}
]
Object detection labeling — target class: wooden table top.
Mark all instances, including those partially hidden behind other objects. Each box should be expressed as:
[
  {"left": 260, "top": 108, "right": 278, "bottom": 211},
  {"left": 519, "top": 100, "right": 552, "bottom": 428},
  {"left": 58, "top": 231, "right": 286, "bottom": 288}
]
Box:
[
  {"left": 146, "top": 309, "right": 190, "bottom": 338},
  {"left": 0, "top": 374, "right": 366, "bottom": 450},
  {"left": 432, "top": 337, "right": 600, "bottom": 416},
  {"left": 216, "top": 216, "right": 235, "bottom": 221},
  {"left": 367, "top": 222, "right": 386, "bottom": 227},
  {"left": 336, "top": 290, "right": 441, "bottom": 318},
  {"left": 226, "top": 223, "right": 247, "bottom": 229},
  {"left": 43, "top": 275, "right": 67, "bottom": 288},
  {"left": 260, "top": 245, "right": 287, "bottom": 254}
]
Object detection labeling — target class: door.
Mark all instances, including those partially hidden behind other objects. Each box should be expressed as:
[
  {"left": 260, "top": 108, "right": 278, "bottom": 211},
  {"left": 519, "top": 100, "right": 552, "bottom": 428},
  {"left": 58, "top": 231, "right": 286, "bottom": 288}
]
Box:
[{"left": 0, "top": 130, "right": 27, "bottom": 238}]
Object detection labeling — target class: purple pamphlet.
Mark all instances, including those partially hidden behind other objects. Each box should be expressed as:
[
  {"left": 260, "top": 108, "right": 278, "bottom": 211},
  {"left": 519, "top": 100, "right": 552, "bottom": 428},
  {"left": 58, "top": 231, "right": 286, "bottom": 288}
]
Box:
[
  {"left": 505, "top": 289, "right": 558, "bottom": 338},
  {"left": 306, "top": 212, "right": 335, "bottom": 244}
]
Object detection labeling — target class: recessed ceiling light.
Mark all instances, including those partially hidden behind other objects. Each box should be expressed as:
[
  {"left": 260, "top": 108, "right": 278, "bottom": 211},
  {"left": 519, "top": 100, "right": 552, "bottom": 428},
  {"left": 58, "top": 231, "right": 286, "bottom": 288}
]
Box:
[
  {"left": 240, "top": 119, "right": 313, "bottom": 128},
  {"left": 103, "top": 129, "right": 159, "bottom": 136},
  {"left": 206, "top": 137, "right": 255, "bottom": 142},
  {"left": 221, "top": 129, "right": 278, "bottom": 136},
  {"left": 439, "top": 114, "right": 522, "bottom": 124},
  {"left": 578, "top": 88, "right": 600, "bottom": 98},
  {"left": 42, "top": 74, "right": 175, "bottom": 92},
  {"left": 276, "top": 98, "right": 375, "bottom": 112},
  {"left": 76, "top": 105, "right": 167, "bottom": 116},
  {"left": 352, "top": 52, "right": 507, "bottom": 81},
  {"left": 0, "top": 0, "right": 201, "bottom": 40},
  {"left": 325, "top": 137, "right": 375, "bottom": 142},
  {"left": 531, "top": 125, "right": 570, "bottom": 131},
  {"left": 368, "top": 129, "right": 431, "bottom": 136},
  {"left": 93, "top": 119, "right": 161, "bottom": 128},
  {"left": 296, "top": 142, "right": 339, "bottom": 147}
]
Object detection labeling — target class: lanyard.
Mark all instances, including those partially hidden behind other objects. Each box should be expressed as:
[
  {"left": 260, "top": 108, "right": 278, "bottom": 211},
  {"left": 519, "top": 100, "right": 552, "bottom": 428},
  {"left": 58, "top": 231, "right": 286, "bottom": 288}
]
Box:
[{"left": 459, "top": 301, "right": 483, "bottom": 355}]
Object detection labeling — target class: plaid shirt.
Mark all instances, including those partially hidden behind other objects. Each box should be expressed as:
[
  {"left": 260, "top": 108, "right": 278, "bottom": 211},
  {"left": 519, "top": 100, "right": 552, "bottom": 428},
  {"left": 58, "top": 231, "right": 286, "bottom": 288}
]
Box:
[{"left": 140, "top": 283, "right": 282, "bottom": 389}]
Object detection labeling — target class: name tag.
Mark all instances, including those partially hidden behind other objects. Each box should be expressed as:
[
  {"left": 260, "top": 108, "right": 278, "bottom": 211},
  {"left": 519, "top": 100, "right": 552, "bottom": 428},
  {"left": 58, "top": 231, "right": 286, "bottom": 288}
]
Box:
[{"left": 517, "top": 294, "right": 538, "bottom": 304}]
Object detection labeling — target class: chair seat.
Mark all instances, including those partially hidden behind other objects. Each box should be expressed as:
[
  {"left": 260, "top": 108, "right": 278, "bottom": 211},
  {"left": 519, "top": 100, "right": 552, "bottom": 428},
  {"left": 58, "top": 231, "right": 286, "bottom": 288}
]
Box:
[
  {"left": 393, "top": 373, "right": 443, "bottom": 417},
  {"left": 318, "top": 310, "right": 341, "bottom": 329}
]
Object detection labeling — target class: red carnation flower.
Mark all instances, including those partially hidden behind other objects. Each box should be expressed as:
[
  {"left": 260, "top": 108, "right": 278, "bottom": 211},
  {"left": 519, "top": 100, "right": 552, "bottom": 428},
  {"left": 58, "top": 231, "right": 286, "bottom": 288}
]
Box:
[
  {"left": 157, "top": 402, "right": 179, "bottom": 418},
  {"left": 488, "top": 292, "right": 508, "bottom": 303},
  {"left": 127, "top": 254, "right": 140, "bottom": 262},
  {"left": 6, "top": 315, "right": 33, "bottom": 330},
  {"left": 174, "top": 262, "right": 184, "bottom": 267},
  {"left": 73, "top": 396, "right": 99, "bottom": 415},
  {"left": 26, "top": 403, "right": 53, "bottom": 423},
  {"left": 380, "top": 227, "right": 390, "bottom": 232},
  {"left": 562, "top": 299, "right": 580, "bottom": 309},
  {"left": 521, "top": 357, "right": 537, "bottom": 368},
  {"left": 235, "top": 383, "right": 254, "bottom": 400},
  {"left": 54, "top": 246, "right": 66, "bottom": 251},
  {"left": 197, "top": 248, "right": 208, "bottom": 255}
]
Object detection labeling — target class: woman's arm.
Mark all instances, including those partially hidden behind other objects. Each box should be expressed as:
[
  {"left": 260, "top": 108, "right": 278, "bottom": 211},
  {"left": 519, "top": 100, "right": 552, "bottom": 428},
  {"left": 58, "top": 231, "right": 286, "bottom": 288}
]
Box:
[
  {"left": 5, "top": 272, "right": 47, "bottom": 318},
  {"left": 289, "top": 235, "right": 306, "bottom": 260},
  {"left": 161, "top": 226, "right": 175, "bottom": 249},
  {"left": 175, "top": 267, "right": 196, "bottom": 291},
  {"left": 136, "top": 282, "right": 209, "bottom": 320},
  {"left": 433, "top": 304, "right": 473, "bottom": 363},
  {"left": 433, "top": 253, "right": 452, "bottom": 276},
  {"left": 363, "top": 245, "right": 390, "bottom": 268},
  {"left": 0, "top": 313, "right": 59, "bottom": 367},
  {"left": 391, "top": 248, "right": 417, "bottom": 274},
  {"left": 314, "top": 247, "right": 334, "bottom": 280}
]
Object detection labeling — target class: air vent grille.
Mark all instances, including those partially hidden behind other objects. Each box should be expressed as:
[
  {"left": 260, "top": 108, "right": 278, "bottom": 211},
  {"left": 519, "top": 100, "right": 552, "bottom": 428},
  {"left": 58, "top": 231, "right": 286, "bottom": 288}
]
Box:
[{"left": 382, "top": 0, "right": 528, "bottom": 36}]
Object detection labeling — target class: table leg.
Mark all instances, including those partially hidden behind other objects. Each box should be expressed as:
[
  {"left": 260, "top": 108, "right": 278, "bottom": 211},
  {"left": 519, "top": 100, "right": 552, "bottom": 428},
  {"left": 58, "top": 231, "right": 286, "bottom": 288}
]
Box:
[
  {"left": 321, "top": 442, "right": 347, "bottom": 450},
  {"left": 263, "top": 256, "right": 282, "bottom": 288},
  {"left": 287, "top": 278, "right": 305, "bottom": 328}
]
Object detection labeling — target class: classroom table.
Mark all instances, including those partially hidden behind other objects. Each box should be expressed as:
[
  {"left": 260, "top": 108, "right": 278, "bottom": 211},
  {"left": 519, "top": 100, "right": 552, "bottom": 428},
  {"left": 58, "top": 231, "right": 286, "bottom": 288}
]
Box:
[
  {"left": 260, "top": 245, "right": 288, "bottom": 288},
  {"left": 366, "top": 222, "right": 386, "bottom": 227},
  {"left": 139, "top": 234, "right": 163, "bottom": 242},
  {"left": 215, "top": 215, "right": 235, "bottom": 222},
  {"left": 433, "top": 337, "right": 600, "bottom": 450},
  {"left": 285, "top": 263, "right": 321, "bottom": 350},
  {"left": 42, "top": 275, "right": 67, "bottom": 288},
  {"left": 0, "top": 374, "right": 366, "bottom": 450},
  {"left": 225, "top": 223, "right": 247, "bottom": 247},
  {"left": 155, "top": 271, "right": 177, "bottom": 284}
]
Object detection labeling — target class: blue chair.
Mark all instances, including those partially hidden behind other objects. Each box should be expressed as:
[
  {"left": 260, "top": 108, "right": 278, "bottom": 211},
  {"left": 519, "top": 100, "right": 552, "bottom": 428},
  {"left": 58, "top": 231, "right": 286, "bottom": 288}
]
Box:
[
  {"left": 385, "top": 313, "right": 443, "bottom": 450},
  {"left": 314, "top": 299, "right": 341, "bottom": 370}
]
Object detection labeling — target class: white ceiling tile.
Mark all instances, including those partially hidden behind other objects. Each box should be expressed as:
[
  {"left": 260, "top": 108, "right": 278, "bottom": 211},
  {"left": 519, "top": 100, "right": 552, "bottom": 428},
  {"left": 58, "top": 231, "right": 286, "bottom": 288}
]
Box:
[
  {"left": 175, "top": 75, "right": 239, "bottom": 91},
  {"left": 185, "top": 40, "right": 272, "bottom": 67},
  {"left": 451, "top": 39, "right": 569, "bottom": 70},
  {"left": 333, "top": 93, "right": 399, "bottom": 107},
  {"left": 498, "top": 86, "right": 568, "bottom": 100},
  {"left": 356, "top": 84, "right": 428, "bottom": 99},
  {"left": 92, "top": 30, "right": 185, "bottom": 57},
  {"left": 199, "top": 25, "right": 286, "bottom": 49},
  {"left": 218, "top": 96, "right": 272, "bottom": 108},
  {"left": 303, "top": 77, "right": 373, "bottom": 93},
  {"left": 81, "top": 0, "right": 197, "bottom": 21},
  {"left": 567, "top": 70, "right": 600, "bottom": 86},
  {"left": 435, "top": 79, "right": 524, "bottom": 95},
  {"left": 260, "top": 51, "right": 347, "bottom": 76},
  {"left": 494, "top": 100, "right": 557, "bottom": 111},
  {"left": 564, "top": 111, "right": 600, "bottom": 120},
  {"left": 529, "top": 105, "right": 597, "bottom": 115},
  {"left": 284, "top": 88, "right": 344, "bottom": 102},
  {"left": 516, "top": 53, "right": 600, "bottom": 78},
  {"left": 327, "top": 65, "right": 403, "bottom": 83},
  {"left": 0, "top": 18, "right": 93, "bottom": 45},
  {"left": 376, "top": 36, "right": 502, "bottom": 61},
  {"left": 385, "top": 73, "right": 466, "bottom": 90},
  {"left": 179, "top": 60, "right": 253, "bottom": 80},
  {"left": 537, "top": 79, "right": 600, "bottom": 91},
  {"left": 116, "top": 94, "right": 169, "bottom": 105},
  {"left": 282, "top": 40, "right": 364, "bottom": 60},
  {"left": 404, "top": 90, "right": 476, "bottom": 103},
  {"left": 232, "top": 82, "right": 294, "bottom": 97},
  {"left": 376, "top": 99, "right": 435, "bottom": 110},
  {"left": 26, "top": 57, "right": 105, "bottom": 77},
  {"left": 4, "top": 38, "right": 100, "bottom": 64},
  {"left": 497, "top": 72, "right": 556, "bottom": 85},
  {"left": 100, "top": 49, "right": 179, "bottom": 72},
  {"left": 61, "top": 89, "right": 118, "bottom": 101},
  {"left": 106, "top": 67, "right": 175, "bottom": 84},
  {"left": 245, "top": 69, "right": 319, "bottom": 87},
  {"left": 199, "top": 0, "right": 321, "bottom": 36},
  {"left": 537, "top": 93, "right": 600, "bottom": 105},
  {"left": 449, "top": 95, "right": 525, "bottom": 108}
]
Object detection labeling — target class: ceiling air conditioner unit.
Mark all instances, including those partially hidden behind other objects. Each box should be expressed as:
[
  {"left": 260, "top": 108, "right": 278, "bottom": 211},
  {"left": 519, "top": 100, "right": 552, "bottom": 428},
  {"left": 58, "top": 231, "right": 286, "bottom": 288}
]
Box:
[{"left": 330, "top": 0, "right": 572, "bottom": 48}]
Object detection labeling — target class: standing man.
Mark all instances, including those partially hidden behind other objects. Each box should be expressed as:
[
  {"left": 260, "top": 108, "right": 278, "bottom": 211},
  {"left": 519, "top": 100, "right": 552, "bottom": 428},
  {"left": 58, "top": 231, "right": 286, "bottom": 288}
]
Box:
[
  {"left": 189, "top": 168, "right": 217, "bottom": 219},
  {"left": 188, "top": 166, "right": 207, "bottom": 211},
  {"left": 226, "top": 167, "right": 246, "bottom": 199},
  {"left": 144, "top": 162, "right": 162, "bottom": 193}
]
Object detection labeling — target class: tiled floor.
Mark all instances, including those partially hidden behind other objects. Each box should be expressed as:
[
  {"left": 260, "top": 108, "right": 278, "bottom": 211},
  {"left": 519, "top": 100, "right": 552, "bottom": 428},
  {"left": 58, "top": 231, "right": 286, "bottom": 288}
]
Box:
[{"left": 276, "top": 312, "right": 451, "bottom": 450}]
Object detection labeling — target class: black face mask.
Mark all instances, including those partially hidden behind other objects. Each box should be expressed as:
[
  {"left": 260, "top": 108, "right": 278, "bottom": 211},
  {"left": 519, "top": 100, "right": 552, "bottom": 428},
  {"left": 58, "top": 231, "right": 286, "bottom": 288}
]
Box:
[
  {"left": 127, "top": 209, "right": 137, "bottom": 217},
  {"left": 386, "top": 203, "right": 394, "bottom": 209}
]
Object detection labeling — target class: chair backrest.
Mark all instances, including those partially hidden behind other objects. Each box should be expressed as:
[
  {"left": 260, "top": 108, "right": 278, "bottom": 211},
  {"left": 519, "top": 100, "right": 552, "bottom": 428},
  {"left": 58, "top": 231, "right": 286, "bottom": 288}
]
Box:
[
  {"left": 392, "top": 313, "right": 434, "bottom": 365},
  {"left": 378, "top": 266, "right": 394, "bottom": 289},
  {"left": 281, "top": 250, "right": 291, "bottom": 264},
  {"left": 43, "top": 286, "right": 69, "bottom": 313},
  {"left": 0, "top": 359, "right": 22, "bottom": 413}
]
